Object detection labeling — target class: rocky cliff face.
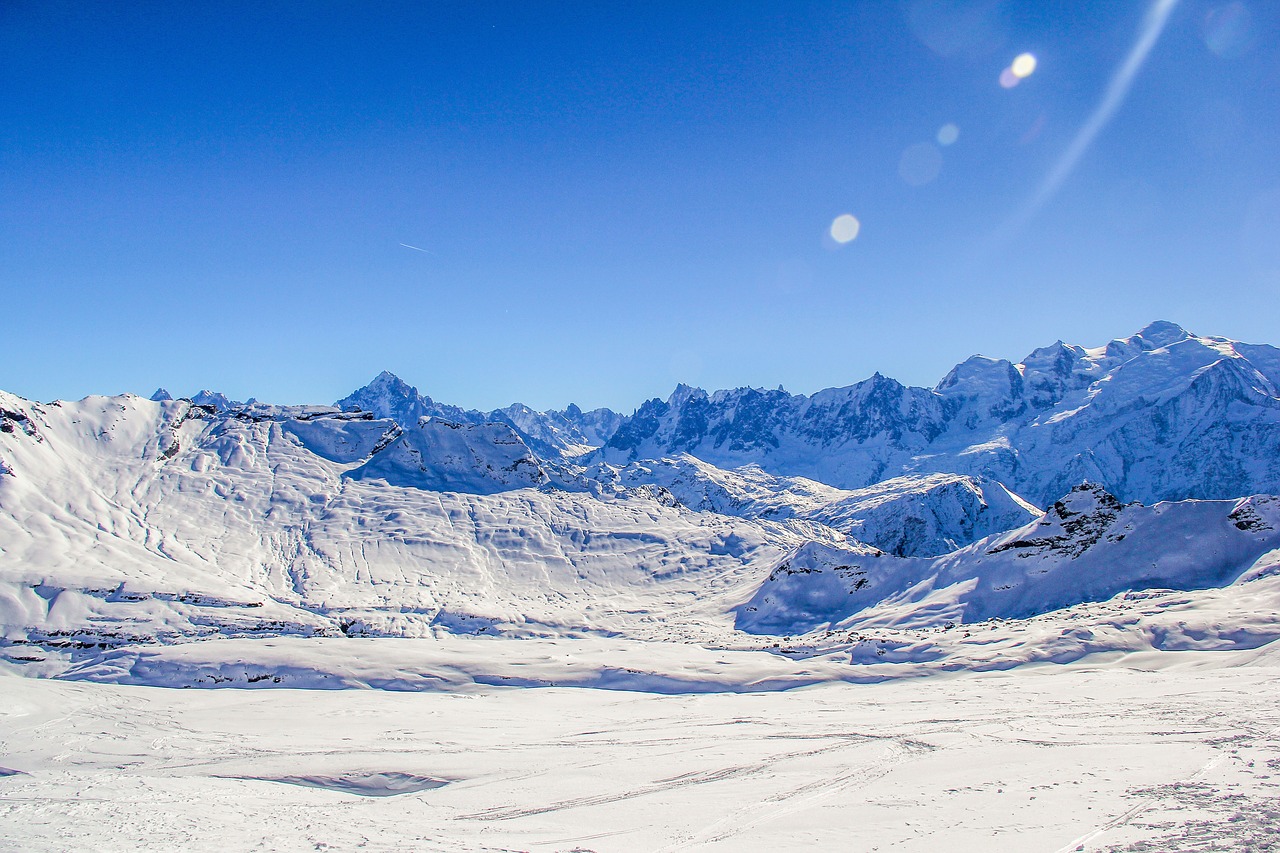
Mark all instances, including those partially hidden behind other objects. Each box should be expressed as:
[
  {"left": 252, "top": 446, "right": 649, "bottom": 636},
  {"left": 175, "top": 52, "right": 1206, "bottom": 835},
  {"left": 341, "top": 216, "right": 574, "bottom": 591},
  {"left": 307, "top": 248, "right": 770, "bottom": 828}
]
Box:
[{"left": 602, "top": 374, "right": 946, "bottom": 489}]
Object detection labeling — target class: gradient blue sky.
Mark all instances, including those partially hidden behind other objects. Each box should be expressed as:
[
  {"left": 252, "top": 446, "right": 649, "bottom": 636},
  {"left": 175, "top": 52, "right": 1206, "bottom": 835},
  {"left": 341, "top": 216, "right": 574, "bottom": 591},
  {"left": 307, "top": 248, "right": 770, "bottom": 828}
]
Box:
[{"left": 3, "top": 1, "right": 1278, "bottom": 411}]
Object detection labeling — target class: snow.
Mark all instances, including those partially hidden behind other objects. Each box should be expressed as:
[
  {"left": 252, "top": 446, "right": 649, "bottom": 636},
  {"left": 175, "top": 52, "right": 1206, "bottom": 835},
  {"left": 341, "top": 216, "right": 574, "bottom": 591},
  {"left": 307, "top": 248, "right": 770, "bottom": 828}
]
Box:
[
  {"left": 599, "top": 323, "right": 1280, "bottom": 505},
  {"left": 2, "top": 654, "right": 1279, "bottom": 851},
  {"left": 741, "top": 485, "right": 1280, "bottom": 634},
  {"left": 802, "top": 472, "right": 1039, "bottom": 557},
  {"left": 6, "top": 321, "right": 1280, "bottom": 849},
  {"left": 347, "top": 418, "right": 550, "bottom": 494}
]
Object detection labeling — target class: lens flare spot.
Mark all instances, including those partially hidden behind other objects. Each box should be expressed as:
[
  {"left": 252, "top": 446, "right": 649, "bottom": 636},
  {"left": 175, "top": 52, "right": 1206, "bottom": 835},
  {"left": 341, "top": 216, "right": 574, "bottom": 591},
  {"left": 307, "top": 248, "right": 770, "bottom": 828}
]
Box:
[
  {"left": 905, "top": 0, "right": 1004, "bottom": 59},
  {"left": 999, "top": 67, "right": 1020, "bottom": 89},
  {"left": 1203, "top": 2, "right": 1255, "bottom": 58},
  {"left": 899, "top": 143, "right": 943, "bottom": 187},
  {"left": 937, "top": 123, "right": 960, "bottom": 146},
  {"left": 829, "top": 214, "right": 861, "bottom": 244},
  {"left": 1011, "top": 52, "right": 1038, "bottom": 78}
]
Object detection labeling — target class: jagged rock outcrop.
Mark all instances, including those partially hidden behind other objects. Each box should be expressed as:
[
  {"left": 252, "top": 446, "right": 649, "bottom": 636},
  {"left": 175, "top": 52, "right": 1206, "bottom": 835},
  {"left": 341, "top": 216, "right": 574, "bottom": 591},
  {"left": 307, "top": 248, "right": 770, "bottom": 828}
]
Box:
[{"left": 602, "top": 374, "right": 946, "bottom": 488}]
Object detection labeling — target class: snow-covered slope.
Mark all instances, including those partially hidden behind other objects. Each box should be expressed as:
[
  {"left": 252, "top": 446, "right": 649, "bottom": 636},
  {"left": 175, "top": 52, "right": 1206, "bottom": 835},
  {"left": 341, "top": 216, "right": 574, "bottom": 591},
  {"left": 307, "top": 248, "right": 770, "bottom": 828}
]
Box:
[
  {"left": 347, "top": 419, "right": 549, "bottom": 494},
  {"left": 800, "top": 473, "right": 1039, "bottom": 557},
  {"left": 3, "top": 390, "right": 1037, "bottom": 672},
  {"left": 571, "top": 457, "right": 1036, "bottom": 557},
  {"left": 0, "top": 391, "right": 814, "bottom": 666},
  {"left": 575, "top": 453, "right": 846, "bottom": 520},
  {"left": 739, "top": 483, "right": 1280, "bottom": 634},
  {"left": 600, "top": 322, "right": 1280, "bottom": 505}
]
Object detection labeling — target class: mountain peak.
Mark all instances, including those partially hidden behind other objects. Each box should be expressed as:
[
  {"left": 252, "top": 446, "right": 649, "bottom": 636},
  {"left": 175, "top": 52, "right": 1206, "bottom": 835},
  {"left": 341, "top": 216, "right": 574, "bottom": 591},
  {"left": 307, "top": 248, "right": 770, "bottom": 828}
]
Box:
[
  {"left": 1052, "top": 481, "right": 1123, "bottom": 515},
  {"left": 667, "top": 383, "right": 707, "bottom": 408},
  {"left": 336, "top": 372, "right": 434, "bottom": 422},
  {"left": 1134, "top": 320, "right": 1193, "bottom": 348},
  {"left": 189, "top": 390, "right": 236, "bottom": 411},
  {"left": 149, "top": 388, "right": 172, "bottom": 402},
  {"left": 366, "top": 370, "right": 415, "bottom": 391}
]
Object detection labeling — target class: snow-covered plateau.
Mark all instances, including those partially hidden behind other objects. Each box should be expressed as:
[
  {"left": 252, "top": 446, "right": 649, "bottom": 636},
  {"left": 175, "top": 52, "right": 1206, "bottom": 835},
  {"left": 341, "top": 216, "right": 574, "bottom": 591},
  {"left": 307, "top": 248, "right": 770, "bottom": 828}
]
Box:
[{"left": 4, "top": 322, "right": 1280, "bottom": 850}]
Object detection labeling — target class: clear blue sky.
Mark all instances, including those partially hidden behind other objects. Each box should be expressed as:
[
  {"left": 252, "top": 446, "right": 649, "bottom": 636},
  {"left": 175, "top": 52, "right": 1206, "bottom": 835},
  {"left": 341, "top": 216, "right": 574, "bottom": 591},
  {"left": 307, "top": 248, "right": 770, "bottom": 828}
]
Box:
[{"left": 3, "top": 1, "right": 1278, "bottom": 411}]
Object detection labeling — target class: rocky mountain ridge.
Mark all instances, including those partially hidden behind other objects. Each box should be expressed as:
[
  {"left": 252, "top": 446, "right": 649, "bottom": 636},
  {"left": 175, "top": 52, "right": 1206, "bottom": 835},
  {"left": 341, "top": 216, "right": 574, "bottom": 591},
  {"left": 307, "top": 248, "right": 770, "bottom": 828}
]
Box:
[
  {"left": 162, "top": 322, "right": 1280, "bottom": 508},
  {"left": 598, "top": 321, "right": 1280, "bottom": 505},
  {"left": 335, "top": 370, "right": 621, "bottom": 460}
]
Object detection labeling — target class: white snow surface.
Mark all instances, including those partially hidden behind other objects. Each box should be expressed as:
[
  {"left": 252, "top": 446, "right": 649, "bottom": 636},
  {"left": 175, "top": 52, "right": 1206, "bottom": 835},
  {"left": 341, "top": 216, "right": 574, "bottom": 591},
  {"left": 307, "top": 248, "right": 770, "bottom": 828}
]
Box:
[
  {"left": 0, "top": 391, "right": 1046, "bottom": 668},
  {"left": 572, "top": 456, "right": 1038, "bottom": 557},
  {"left": 0, "top": 392, "right": 816, "bottom": 655},
  {"left": 347, "top": 418, "right": 550, "bottom": 494},
  {"left": 7, "top": 334, "right": 1280, "bottom": 849},
  {"left": 801, "top": 472, "right": 1039, "bottom": 557},
  {"left": 3, "top": 653, "right": 1280, "bottom": 851}
]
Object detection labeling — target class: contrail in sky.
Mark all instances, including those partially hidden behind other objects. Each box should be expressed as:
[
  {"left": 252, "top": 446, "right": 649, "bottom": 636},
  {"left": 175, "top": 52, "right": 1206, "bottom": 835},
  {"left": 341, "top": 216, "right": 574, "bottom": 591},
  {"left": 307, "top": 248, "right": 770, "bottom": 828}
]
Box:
[
  {"left": 399, "top": 242, "right": 435, "bottom": 254},
  {"left": 1006, "top": 0, "right": 1180, "bottom": 234}
]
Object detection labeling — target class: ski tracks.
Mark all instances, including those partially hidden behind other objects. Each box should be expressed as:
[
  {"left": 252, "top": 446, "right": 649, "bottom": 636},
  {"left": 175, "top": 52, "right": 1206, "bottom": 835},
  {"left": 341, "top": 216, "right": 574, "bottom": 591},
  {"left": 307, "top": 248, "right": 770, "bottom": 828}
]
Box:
[{"left": 666, "top": 736, "right": 935, "bottom": 850}]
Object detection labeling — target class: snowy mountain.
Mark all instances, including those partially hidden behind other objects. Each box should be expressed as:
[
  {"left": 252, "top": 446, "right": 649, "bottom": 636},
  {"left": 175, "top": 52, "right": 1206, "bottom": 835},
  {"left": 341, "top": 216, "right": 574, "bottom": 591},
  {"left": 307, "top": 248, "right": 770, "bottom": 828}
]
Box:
[
  {"left": 573, "top": 456, "right": 1037, "bottom": 557},
  {"left": 800, "top": 473, "right": 1039, "bottom": 557},
  {"left": 601, "top": 322, "right": 1280, "bottom": 505},
  {"left": 602, "top": 375, "right": 946, "bottom": 489},
  {"left": 347, "top": 419, "right": 549, "bottom": 494},
  {"left": 335, "top": 370, "right": 621, "bottom": 459},
  {"left": 0, "top": 392, "right": 814, "bottom": 664},
  {"left": 6, "top": 320, "right": 1280, "bottom": 687},
  {"left": 739, "top": 483, "right": 1280, "bottom": 634}
]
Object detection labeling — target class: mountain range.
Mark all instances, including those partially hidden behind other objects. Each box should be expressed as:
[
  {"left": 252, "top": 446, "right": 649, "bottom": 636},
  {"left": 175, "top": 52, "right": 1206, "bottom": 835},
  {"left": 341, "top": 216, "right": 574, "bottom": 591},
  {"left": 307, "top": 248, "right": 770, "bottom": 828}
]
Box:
[
  {"left": 5, "top": 320, "right": 1280, "bottom": 683},
  {"left": 320, "top": 320, "right": 1280, "bottom": 506}
]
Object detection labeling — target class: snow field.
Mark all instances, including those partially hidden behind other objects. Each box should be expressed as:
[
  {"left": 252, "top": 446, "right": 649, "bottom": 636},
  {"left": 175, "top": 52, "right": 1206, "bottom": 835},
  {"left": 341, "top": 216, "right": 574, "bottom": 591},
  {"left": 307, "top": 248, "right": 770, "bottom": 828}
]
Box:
[{"left": 2, "top": 652, "right": 1279, "bottom": 852}]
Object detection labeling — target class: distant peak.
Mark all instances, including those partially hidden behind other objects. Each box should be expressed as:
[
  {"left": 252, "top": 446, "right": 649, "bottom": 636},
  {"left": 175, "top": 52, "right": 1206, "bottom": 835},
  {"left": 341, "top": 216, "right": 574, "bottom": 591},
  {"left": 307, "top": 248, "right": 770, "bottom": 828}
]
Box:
[
  {"left": 866, "top": 370, "right": 900, "bottom": 385},
  {"left": 667, "top": 383, "right": 706, "bottom": 406},
  {"left": 189, "top": 390, "right": 235, "bottom": 411},
  {"left": 370, "top": 370, "right": 408, "bottom": 386},
  {"left": 1134, "top": 320, "right": 1192, "bottom": 348},
  {"left": 352, "top": 371, "right": 423, "bottom": 399},
  {"left": 1052, "top": 481, "right": 1124, "bottom": 515},
  {"left": 149, "top": 388, "right": 172, "bottom": 402}
]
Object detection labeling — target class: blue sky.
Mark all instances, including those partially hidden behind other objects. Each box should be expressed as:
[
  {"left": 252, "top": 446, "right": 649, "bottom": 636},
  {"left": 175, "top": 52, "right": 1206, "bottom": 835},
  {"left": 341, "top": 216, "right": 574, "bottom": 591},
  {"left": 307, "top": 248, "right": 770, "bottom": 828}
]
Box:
[{"left": 3, "top": 1, "right": 1278, "bottom": 411}]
